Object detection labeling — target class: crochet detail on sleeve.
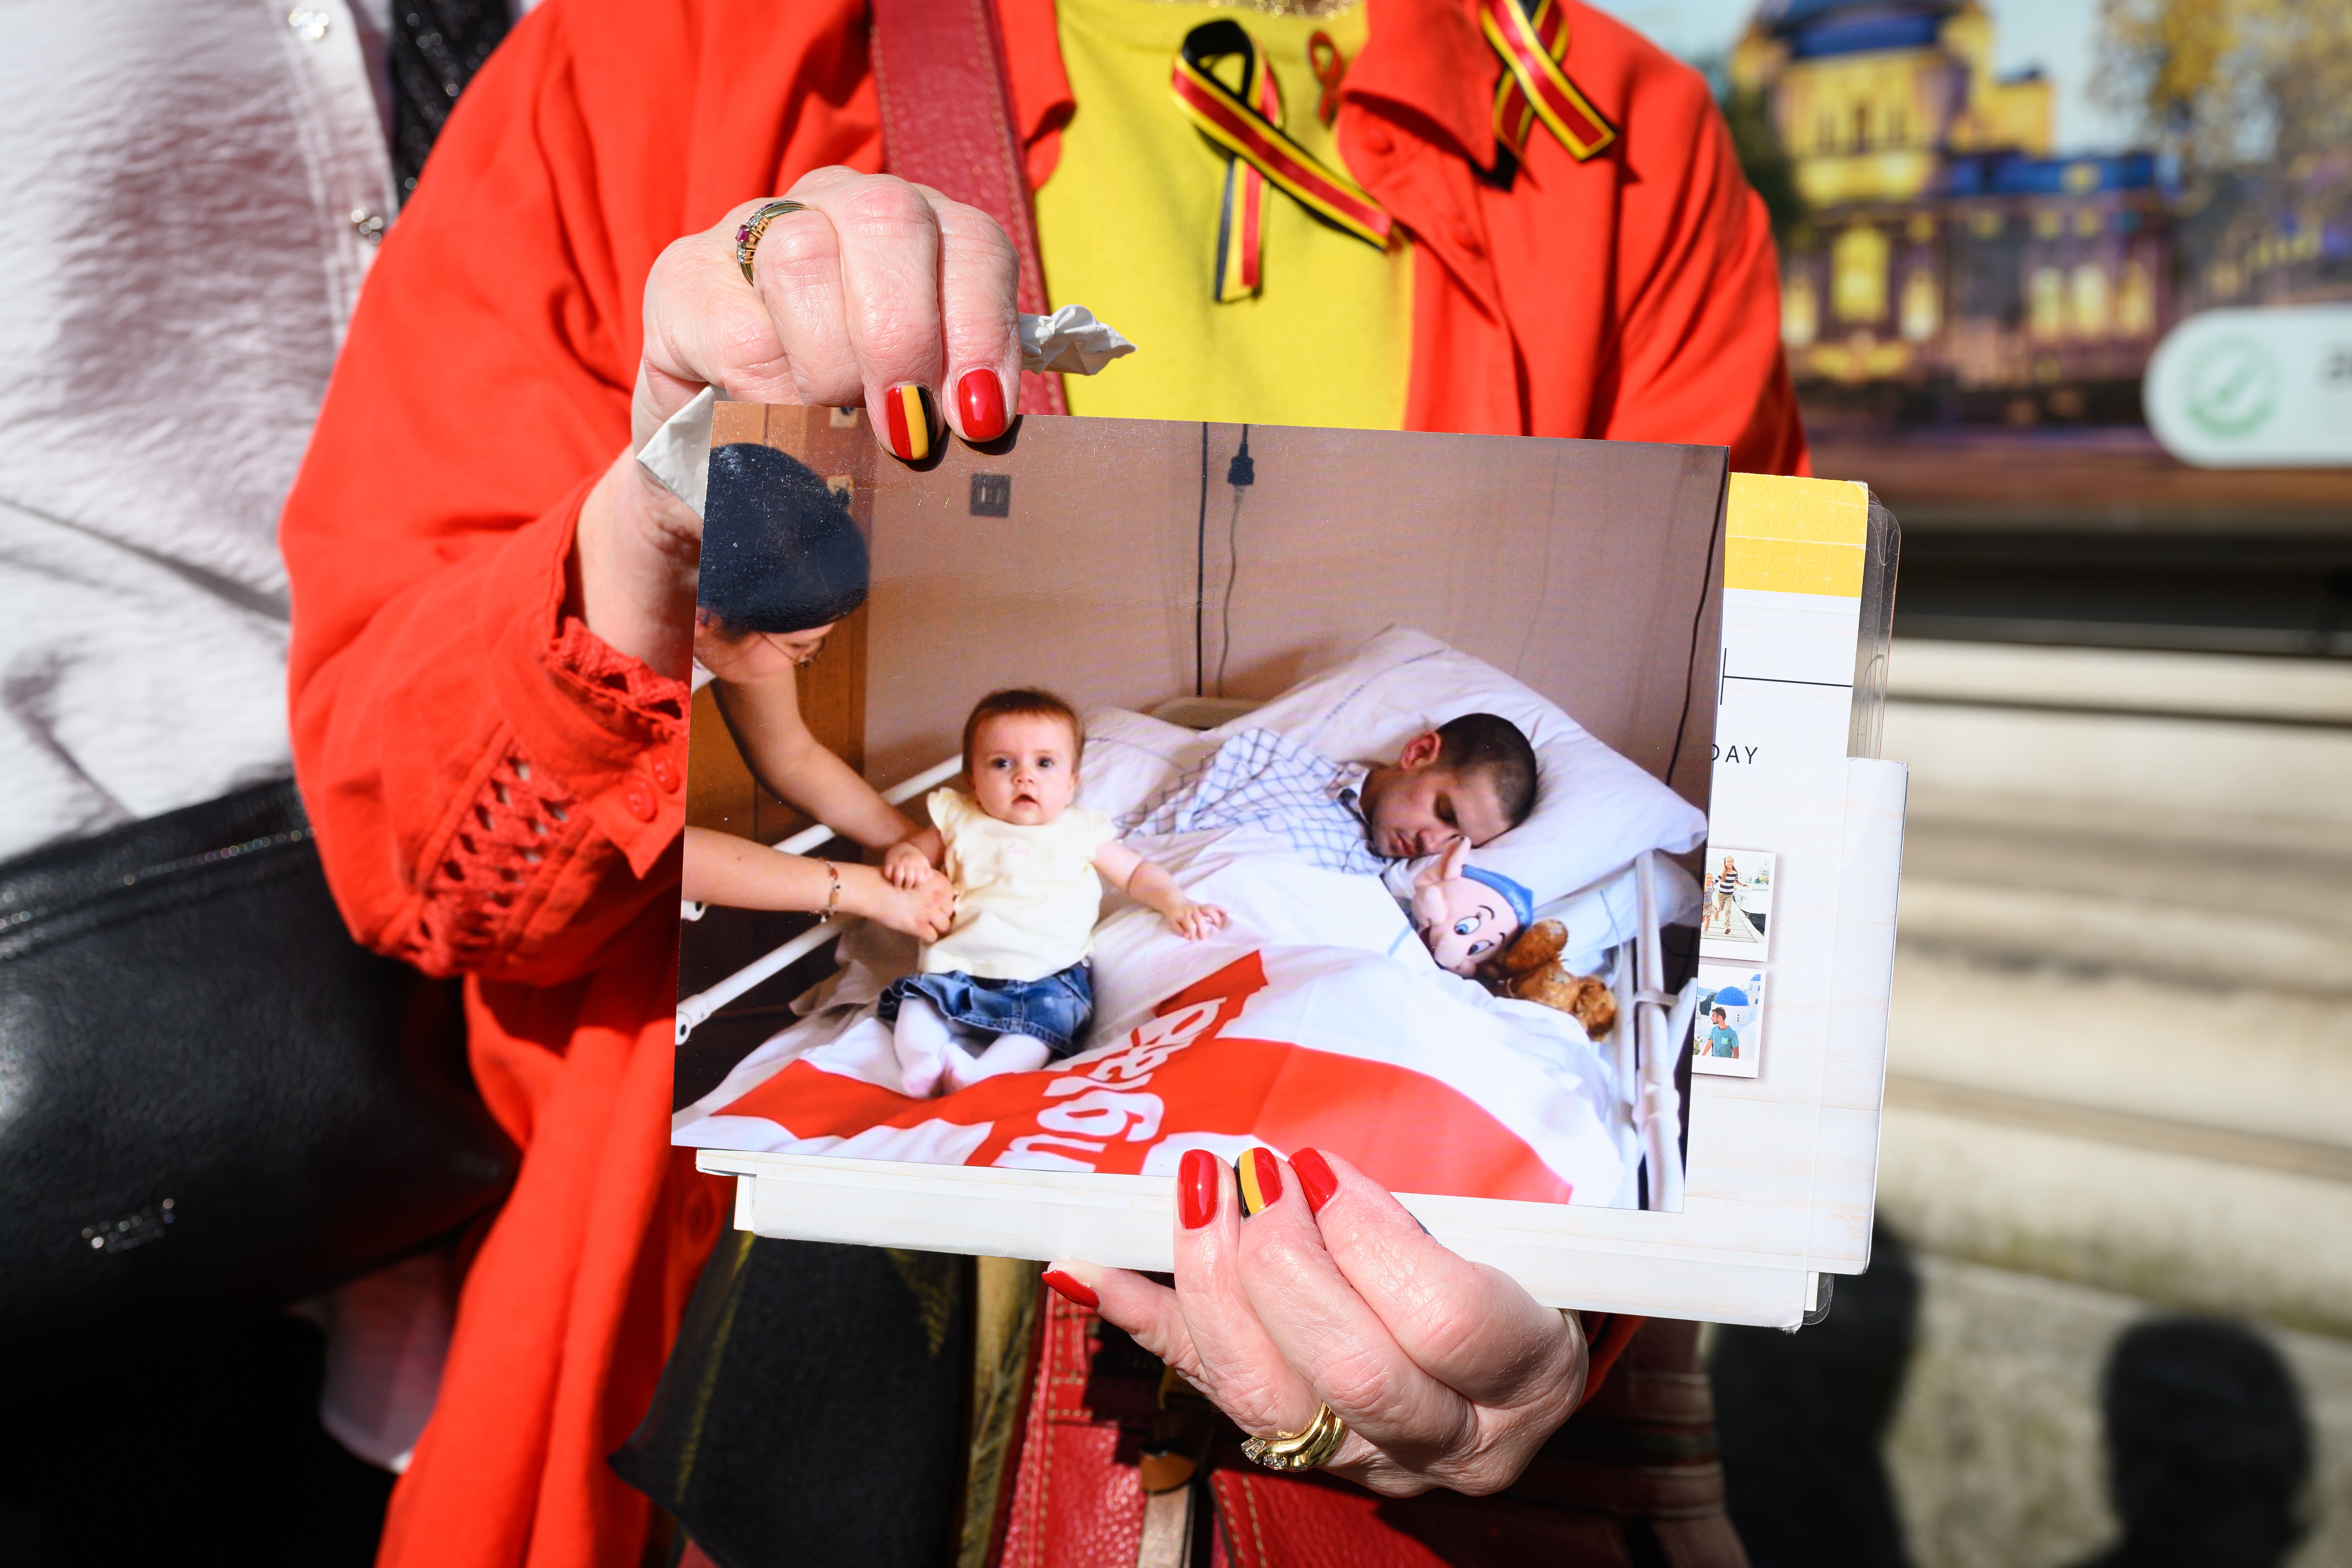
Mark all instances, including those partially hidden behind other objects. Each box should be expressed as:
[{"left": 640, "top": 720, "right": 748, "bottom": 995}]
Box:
[
  {"left": 551, "top": 615, "right": 689, "bottom": 728},
  {"left": 402, "top": 745, "right": 578, "bottom": 973}
]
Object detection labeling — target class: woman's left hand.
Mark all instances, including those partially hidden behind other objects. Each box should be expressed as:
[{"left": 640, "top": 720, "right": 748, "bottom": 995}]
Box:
[{"left": 1044, "top": 1147, "right": 1585, "bottom": 1498}]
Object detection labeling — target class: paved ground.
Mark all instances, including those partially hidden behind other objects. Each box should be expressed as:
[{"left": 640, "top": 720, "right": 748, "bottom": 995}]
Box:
[{"left": 1880, "top": 1255, "right": 2352, "bottom": 1568}]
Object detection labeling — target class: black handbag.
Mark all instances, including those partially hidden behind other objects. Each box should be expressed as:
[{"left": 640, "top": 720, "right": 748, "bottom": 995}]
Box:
[{"left": 0, "top": 778, "right": 516, "bottom": 1348}]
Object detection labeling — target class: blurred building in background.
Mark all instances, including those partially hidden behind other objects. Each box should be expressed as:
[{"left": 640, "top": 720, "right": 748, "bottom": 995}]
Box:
[
  {"left": 1728, "top": 0, "right": 2349, "bottom": 426},
  {"left": 1737, "top": 0, "right": 2172, "bottom": 418}
]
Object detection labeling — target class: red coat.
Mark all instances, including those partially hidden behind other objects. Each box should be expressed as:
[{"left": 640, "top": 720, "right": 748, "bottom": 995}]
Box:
[{"left": 283, "top": 1, "right": 1803, "bottom": 1563}]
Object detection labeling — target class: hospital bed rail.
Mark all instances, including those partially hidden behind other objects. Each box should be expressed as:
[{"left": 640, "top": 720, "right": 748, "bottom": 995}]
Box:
[{"left": 673, "top": 756, "right": 960, "bottom": 1045}]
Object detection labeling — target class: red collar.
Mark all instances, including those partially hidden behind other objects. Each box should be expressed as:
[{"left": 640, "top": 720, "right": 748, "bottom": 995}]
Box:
[{"left": 1344, "top": 0, "right": 1498, "bottom": 170}]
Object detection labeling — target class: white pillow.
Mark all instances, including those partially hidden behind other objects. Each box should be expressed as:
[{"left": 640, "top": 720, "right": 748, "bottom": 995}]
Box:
[
  {"left": 1540, "top": 854, "right": 1701, "bottom": 976},
  {"left": 1205, "top": 627, "right": 1706, "bottom": 905},
  {"left": 1077, "top": 707, "right": 1216, "bottom": 819}
]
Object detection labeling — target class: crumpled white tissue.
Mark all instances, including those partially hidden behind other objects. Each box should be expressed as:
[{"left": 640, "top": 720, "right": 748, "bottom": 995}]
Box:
[
  {"left": 637, "top": 385, "right": 719, "bottom": 517},
  {"left": 1019, "top": 304, "right": 1136, "bottom": 376},
  {"left": 637, "top": 307, "right": 1135, "bottom": 516}
]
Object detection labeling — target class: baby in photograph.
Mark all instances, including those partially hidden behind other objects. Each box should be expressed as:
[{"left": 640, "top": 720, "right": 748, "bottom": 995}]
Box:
[{"left": 880, "top": 689, "right": 1227, "bottom": 1097}]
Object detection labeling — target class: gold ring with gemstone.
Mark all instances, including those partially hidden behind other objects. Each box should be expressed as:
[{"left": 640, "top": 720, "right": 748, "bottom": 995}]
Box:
[
  {"left": 1239, "top": 1403, "right": 1348, "bottom": 1471},
  {"left": 735, "top": 200, "right": 810, "bottom": 285}
]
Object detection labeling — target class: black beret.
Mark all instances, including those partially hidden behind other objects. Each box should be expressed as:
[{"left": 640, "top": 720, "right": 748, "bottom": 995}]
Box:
[{"left": 698, "top": 442, "right": 871, "bottom": 634}]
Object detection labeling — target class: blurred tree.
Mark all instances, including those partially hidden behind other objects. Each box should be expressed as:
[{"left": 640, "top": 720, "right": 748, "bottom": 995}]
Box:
[
  {"left": 1699, "top": 53, "right": 1811, "bottom": 250},
  {"left": 2096, "top": 0, "right": 2352, "bottom": 304},
  {"left": 2095, "top": 0, "right": 2351, "bottom": 170}
]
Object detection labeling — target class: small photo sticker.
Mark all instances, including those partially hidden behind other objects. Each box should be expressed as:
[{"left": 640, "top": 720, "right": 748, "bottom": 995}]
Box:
[
  {"left": 1698, "top": 847, "right": 1776, "bottom": 961},
  {"left": 1692, "top": 964, "right": 1764, "bottom": 1079}
]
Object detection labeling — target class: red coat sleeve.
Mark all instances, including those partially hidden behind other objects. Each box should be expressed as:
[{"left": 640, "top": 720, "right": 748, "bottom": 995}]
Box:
[
  {"left": 282, "top": 0, "right": 881, "bottom": 981},
  {"left": 1590, "top": 33, "right": 1809, "bottom": 477},
  {"left": 1386, "top": 0, "right": 1808, "bottom": 475}
]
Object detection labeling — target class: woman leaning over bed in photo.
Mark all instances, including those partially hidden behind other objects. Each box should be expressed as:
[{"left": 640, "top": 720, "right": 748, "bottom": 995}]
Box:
[
  {"left": 676, "top": 443, "right": 950, "bottom": 942},
  {"left": 280, "top": 1, "right": 1803, "bottom": 1562}
]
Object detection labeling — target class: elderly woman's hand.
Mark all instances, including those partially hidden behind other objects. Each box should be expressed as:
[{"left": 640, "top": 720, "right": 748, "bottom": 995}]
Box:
[
  {"left": 633, "top": 166, "right": 1022, "bottom": 451},
  {"left": 576, "top": 168, "right": 1020, "bottom": 674},
  {"left": 1045, "top": 1147, "right": 1586, "bottom": 1498}
]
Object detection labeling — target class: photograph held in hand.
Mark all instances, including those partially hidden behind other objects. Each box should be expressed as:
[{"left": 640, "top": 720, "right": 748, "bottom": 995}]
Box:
[{"left": 671, "top": 406, "right": 1898, "bottom": 1327}]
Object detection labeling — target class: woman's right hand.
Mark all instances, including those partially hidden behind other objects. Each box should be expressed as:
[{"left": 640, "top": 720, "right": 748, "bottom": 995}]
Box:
[
  {"left": 574, "top": 167, "right": 1024, "bottom": 676},
  {"left": 845, "top": 861, "right": 955, "bottom": 942}
]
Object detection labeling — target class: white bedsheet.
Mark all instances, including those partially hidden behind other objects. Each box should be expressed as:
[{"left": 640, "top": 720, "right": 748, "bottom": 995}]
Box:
[{"left": 676, "top": 827, "right": 1630, "bottom": 1205}]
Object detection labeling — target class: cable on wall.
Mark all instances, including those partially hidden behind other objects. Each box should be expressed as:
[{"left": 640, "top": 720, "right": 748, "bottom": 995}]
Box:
[{"left": 1216, "top": 426, "right": 1254, "bottom": 696}]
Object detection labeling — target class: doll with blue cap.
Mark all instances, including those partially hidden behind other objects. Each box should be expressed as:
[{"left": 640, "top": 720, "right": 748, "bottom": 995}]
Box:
[
  {"left": 1409, "top": 840, "right": 1537, "bottom": 977},
  {"left": 1415, "top": 843, "right": 1622, "bottom": 1039}
]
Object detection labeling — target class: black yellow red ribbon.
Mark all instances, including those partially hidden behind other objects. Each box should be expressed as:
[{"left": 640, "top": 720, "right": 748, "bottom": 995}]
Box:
[
  {"left": 1172, "top": 20, "right": 1392, "bottom": 302},
  {"left": 1483, "top": 0, "right": 1616, "bottom": 163}
]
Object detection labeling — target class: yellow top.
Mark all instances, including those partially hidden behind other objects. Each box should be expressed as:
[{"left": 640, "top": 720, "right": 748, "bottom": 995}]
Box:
[
  {"left": 922, "top": 788, "right": 1119, "bottom": 980},
  {"left": 1035, "top": 0, "right": 1411, "bottom": 430}
]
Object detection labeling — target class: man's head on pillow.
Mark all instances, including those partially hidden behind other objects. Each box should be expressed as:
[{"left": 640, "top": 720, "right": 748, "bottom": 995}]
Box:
[{"left": 1357, "top": 712, "right": 1538, "bottom": 860}]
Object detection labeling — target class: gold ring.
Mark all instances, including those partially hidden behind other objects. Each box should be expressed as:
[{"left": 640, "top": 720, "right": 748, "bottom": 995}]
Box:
[
  {"left": 1239, "top": 1403, "right": 1347, "bottom": 1471},
  {"left": 735, "top": 200, "right": 809, "bottom": 285}
]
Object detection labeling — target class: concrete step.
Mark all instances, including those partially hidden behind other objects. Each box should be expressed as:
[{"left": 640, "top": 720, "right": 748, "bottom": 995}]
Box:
[
  {"left": 1892, "top": 637, "right": 2352, "bottom": 726},
  {"left": 1888, "top": 939, "right": 2352, "bottom": 1157},
  {"left": 1876, "top": 1072, "right": 2352, "bottom": 1337},
  {"left": 1899, "top": 875, "right": 2352, "bottom": 996},
  {"left": 1885, "top": 638, "right": 2352, "bottom": 853}
]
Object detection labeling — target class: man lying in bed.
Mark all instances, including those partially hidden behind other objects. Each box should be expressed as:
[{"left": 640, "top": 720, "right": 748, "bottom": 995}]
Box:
[{"left": 1120, "top": 714, "right": 1538, "bottom": 876}]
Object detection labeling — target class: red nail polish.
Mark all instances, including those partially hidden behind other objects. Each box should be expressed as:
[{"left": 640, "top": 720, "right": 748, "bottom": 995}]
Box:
[
  {"left": 1238, "top": 1148, "right": 1284, "bottom": 1215},
  {"left": 1041, "top": 1269, "right": 1099, "bottom": 1310},
  {"left": 880, "top": 382, "right": 936, "bottom": 461},
  {"left": 1180, "top": 1148, "right": 1219, "bottom": 1230},
  {"left": 956, "top": 368, "right": 1008, "bottom": 442},
  {"left": 1292, "top": 1148, "right": 1338, "bottom": 1215}
]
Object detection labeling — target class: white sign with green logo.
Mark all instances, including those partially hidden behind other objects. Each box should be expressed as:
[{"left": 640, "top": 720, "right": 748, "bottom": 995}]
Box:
[{"left": 2146, "top": 305, "right": 2352, "bottom": 468}]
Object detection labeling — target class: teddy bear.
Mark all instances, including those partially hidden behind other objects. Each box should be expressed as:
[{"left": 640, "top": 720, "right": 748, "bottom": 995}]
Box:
[{"left": 1495, "top": 919, "right": 1618, "bottom": 1040}]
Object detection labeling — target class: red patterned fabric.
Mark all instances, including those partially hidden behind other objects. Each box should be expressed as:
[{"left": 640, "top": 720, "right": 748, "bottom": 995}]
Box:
[{"left": 282, "top": 1, "right": 1801, "bottom": 1563}]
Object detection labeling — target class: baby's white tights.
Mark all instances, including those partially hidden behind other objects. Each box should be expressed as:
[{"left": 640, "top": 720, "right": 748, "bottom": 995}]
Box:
[
  {"left": 892, "top": 997, "right": 1055, "bottom": 1097},
  {"left": 941, "top": 1032, "right": 1053, "bottom": 1093},
  {"left": 892, "top": 997, "right": 961, "bottom": 1097}
]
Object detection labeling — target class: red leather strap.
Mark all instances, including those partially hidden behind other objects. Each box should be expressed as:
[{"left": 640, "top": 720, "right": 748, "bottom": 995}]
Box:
[
  {"left": 1581, "top": 1311, "right": 1645, "bottom": 1407},
  {"left": 992, "top": 1292, "right": 1742, "bottom": 1568},
  {"left": 869, "top": 0, "right": 1068, "bottom": 416}
]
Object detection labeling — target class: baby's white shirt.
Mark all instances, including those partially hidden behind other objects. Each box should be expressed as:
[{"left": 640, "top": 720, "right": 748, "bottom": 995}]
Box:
[{"left": 921, "top": 788, "right": 1117, "bottom": 981}]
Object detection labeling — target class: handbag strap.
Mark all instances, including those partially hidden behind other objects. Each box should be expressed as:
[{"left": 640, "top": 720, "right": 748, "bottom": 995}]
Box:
[{"left": 870, "top": 0, "right": 1069, "bottom": 416}]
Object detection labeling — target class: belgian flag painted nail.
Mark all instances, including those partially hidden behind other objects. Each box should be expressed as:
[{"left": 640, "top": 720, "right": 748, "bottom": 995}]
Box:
[
  {"left": 881, "top": 383, "right": 936, "bottom": 462},
  {"left": 1236, "top": 1147, "right": 1284, "bottom": 1216}
]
